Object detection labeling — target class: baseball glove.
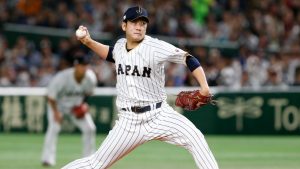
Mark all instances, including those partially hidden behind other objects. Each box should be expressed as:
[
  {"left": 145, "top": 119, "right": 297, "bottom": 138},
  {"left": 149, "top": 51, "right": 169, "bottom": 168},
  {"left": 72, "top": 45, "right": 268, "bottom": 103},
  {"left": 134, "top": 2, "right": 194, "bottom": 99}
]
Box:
[
  {"left": 72, "top": 103, "right": 89, "bottom": 119},
  {"left": 175, "top": 90, "right": 216, "bottom": 111}
]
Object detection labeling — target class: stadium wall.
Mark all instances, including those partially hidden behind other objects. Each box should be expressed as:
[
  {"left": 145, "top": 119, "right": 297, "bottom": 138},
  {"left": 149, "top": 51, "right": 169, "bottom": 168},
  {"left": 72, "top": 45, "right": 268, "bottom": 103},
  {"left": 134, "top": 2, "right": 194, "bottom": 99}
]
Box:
[{"left": 0, "top": 87, "right": 300, "bottom": 135}]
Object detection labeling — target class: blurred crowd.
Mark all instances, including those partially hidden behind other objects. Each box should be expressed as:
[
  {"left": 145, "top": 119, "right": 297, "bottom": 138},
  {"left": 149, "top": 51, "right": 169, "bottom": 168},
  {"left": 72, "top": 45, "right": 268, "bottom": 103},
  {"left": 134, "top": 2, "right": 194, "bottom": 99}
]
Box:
[{"left": 0, "top": 0, "right": 300, "bottom": 88}]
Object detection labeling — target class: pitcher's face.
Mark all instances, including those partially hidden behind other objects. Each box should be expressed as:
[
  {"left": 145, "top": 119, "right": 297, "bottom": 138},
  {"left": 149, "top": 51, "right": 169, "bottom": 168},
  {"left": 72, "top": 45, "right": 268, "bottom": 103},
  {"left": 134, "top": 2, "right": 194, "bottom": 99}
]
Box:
[{"left": 122, "top": 19, "right": 147, "bottom": 42}]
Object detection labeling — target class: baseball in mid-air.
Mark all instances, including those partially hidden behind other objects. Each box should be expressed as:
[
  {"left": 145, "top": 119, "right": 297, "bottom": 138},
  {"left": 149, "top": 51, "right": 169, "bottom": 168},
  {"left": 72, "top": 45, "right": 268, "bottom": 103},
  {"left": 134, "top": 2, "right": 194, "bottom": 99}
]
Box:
[{"left": 75, "top": 29, "right": 86, "bottom": 38}]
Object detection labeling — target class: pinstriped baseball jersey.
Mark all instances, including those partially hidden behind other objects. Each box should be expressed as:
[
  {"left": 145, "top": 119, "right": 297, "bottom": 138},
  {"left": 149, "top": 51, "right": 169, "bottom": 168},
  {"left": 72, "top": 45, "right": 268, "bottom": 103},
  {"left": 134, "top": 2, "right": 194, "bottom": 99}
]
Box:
[
  {"left": 113, "top": 35, "right": 187, "bottom": 108},
  {"left": 62, "top": 35, "right": 219, "bottom": 169}
]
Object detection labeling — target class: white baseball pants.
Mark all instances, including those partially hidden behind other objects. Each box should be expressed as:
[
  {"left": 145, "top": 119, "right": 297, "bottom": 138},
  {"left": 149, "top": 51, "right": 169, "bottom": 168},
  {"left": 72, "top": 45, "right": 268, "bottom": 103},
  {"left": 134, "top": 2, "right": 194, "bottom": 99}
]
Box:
[
  {"left": 41, "top": 106, "right": 96, "bottom": 166},
  {"left": 62, "top": 102, "right": 218, "bottom": 169}
]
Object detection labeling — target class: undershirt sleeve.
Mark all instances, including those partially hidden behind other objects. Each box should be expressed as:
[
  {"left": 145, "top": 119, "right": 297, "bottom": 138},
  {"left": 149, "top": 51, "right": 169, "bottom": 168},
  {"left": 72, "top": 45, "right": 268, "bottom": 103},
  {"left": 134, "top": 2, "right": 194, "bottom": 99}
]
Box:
[{"left": 105, "top": 46, "right": 115, "bottom": 63}]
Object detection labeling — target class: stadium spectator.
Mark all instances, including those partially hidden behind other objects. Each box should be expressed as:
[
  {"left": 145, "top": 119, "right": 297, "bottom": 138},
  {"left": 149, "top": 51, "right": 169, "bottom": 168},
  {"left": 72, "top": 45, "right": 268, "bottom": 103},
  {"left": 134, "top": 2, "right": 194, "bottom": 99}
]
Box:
[
  {"left": 292, "top": 65, "right": 300, "bottom": 86},
  {"left": 0, "top": 0, "right": 299, "bottom": 88}
]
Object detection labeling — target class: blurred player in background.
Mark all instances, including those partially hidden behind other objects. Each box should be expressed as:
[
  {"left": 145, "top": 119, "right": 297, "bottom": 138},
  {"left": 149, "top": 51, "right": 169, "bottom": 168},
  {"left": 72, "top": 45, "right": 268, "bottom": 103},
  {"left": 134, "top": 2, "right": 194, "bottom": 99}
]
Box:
[
  {"left": 63, "top": 6, "right": 218, "bottom": 169},
  {"left": 41, "top": 51, "right": 97, "bottom": 167}
]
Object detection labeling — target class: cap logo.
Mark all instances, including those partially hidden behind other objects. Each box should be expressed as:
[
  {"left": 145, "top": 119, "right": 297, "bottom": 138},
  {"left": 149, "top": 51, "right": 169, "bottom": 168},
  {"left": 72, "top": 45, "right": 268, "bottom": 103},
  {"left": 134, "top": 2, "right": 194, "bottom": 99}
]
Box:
[{"left": 136, "top": 6, "right": 142, "bottom": 14}]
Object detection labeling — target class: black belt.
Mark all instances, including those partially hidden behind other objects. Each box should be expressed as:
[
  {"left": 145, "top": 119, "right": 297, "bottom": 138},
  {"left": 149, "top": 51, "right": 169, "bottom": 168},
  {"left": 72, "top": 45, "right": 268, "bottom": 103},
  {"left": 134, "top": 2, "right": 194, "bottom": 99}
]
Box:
[{"left": 121, "top": 102, "right": 162, "bottom": 113}]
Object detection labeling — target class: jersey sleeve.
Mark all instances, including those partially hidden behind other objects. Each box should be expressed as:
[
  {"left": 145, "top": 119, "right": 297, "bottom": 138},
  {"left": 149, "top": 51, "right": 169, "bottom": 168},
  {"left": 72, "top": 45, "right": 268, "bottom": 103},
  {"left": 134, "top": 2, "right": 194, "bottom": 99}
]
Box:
[
  {"left": 154, "top": 39, "right": 188, "bottom": 65},
  {"left": 47, "top": 73, "right": 63, "bottom": 100}
]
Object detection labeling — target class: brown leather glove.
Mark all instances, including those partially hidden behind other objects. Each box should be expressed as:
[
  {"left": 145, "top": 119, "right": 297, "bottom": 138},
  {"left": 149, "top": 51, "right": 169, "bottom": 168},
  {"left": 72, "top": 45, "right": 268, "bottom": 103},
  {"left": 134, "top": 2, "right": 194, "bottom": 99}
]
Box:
[{"left": 175, "top": 90, "right": 216, "bottom": 111}]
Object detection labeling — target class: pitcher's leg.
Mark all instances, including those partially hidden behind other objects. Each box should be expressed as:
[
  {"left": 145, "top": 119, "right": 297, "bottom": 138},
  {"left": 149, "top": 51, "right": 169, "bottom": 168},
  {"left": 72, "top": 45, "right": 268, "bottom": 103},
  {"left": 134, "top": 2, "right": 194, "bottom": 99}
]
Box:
[
  {"left": 62, "top": 119, "right": 146, "bottom": 169},
  {"left": 72, "top": 113, "right": 96, "bottom": 156},
  {"left": 157, "top": 106, "right": 219, "bottom": 169}
]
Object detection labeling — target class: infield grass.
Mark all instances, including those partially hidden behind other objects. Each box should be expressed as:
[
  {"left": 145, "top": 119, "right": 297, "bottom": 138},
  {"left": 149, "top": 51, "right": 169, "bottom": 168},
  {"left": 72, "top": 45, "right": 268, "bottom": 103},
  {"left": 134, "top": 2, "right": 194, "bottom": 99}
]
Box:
[{"left": 0, "top": 133, "right": 299, "bottom": 169}]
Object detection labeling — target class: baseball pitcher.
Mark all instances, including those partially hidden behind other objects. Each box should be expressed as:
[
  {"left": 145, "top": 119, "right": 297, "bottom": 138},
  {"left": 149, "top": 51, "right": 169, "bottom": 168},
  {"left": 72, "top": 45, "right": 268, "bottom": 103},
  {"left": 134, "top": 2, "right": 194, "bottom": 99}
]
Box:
[
  {"left": 63, "top": 6, "right": 218, "bottom": 169},
  {"left": 41, "top": 53, "right": 97, "bottom": 167}
]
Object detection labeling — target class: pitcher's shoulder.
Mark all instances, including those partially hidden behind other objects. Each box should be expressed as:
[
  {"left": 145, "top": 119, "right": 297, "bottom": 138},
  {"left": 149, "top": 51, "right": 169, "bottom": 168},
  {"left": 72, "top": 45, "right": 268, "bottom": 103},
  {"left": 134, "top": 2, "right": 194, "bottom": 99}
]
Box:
[
  {"left": 143, "top": 35, "right": 171, "bottom": 48},
  {"left": 115, "top": 38, "right": 126, "bottom": 45},
  {"left": 143, "top": 35, "right": 164, "bottom": 45}
]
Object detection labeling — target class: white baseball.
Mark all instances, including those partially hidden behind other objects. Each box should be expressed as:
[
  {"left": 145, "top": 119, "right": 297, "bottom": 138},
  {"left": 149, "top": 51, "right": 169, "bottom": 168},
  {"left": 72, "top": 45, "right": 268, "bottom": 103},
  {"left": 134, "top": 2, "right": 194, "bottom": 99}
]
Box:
[{"left": 76, "top": 29, "right": 87, "bottom": 38}]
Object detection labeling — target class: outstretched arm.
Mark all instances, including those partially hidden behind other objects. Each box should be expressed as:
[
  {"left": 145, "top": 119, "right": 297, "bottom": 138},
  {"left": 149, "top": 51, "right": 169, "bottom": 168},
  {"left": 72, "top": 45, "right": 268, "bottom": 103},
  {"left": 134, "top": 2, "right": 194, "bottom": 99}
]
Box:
[
  {"left": 191, "top": 67, "right": 210, "bottom": 95},
  {"left": 174, "top": 55, "right": 213, "bottom": 111},
  {"left": 186, "top": 55, "right": 210, "bottom": 95},
  {"left": 76, "top": 25, "right": 110, "bottom": 60}
]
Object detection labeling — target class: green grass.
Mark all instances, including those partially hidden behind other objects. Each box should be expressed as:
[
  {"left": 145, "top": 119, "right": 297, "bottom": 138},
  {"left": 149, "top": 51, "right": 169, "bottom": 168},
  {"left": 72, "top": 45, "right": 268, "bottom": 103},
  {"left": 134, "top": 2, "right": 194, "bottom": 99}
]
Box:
[{"left": 0, "top": 133, "right": 299, "bottom": 169}]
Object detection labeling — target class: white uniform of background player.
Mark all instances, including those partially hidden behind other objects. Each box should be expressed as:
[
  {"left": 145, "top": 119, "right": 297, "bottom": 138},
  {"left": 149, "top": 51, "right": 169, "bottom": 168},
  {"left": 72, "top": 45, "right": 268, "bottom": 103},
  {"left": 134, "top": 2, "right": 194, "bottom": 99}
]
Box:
[
  {"left": 63, "top": 6, "right": 218, "bottom": 169},
  {"left": 41, "top": 53, "right": 97, "bottom": 166}
]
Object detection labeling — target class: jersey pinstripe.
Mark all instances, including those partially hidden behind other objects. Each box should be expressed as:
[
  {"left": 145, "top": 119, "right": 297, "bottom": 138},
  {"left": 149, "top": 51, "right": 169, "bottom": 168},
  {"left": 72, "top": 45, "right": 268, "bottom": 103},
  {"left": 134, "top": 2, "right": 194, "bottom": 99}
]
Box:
[{"left": 113, "top": 35, "right": 187, "bottom": 108}]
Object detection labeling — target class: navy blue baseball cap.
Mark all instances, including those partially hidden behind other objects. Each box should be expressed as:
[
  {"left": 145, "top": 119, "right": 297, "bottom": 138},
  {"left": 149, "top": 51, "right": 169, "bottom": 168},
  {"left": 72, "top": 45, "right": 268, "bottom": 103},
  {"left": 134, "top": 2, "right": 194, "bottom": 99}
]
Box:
[{"left": 123, "top": 6, "right": 149, "bottom": 23}]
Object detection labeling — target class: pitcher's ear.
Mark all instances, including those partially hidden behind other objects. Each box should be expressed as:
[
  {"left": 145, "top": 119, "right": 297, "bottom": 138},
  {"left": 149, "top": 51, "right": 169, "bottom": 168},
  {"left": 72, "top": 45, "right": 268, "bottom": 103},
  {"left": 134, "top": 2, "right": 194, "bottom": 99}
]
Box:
[{"left": 121, "top": 22, "right": 126, "bottom": 31}]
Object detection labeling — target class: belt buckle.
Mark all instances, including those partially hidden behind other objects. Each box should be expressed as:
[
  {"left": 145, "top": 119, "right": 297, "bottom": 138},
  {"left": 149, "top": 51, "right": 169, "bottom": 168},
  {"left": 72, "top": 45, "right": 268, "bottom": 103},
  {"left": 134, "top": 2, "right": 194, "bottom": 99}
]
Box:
[{"left": 132, "top": 106, "right": 139, "bottom": 112}]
